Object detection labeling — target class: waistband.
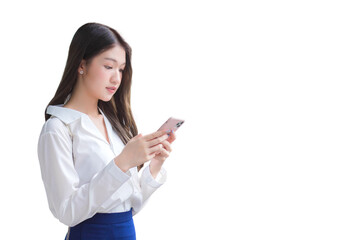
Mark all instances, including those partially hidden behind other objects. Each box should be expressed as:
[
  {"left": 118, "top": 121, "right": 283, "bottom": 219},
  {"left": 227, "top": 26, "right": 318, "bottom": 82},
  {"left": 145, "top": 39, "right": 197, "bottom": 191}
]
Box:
[{"left": 80, "top": 208, "right": 133, "bottom": 225}]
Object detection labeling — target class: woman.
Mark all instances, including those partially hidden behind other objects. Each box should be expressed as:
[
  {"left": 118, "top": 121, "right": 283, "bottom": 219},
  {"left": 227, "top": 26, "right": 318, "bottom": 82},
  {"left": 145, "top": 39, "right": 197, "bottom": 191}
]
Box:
[{"left": 37, "top": 22, "right": 176, "bottom": 240}]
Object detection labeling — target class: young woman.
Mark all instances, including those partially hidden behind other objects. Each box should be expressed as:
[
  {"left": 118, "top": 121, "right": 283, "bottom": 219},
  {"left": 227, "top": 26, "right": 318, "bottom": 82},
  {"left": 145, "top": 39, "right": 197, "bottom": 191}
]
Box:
[{"left": 37, "top": 22, "right": 176, "bottom": 240}]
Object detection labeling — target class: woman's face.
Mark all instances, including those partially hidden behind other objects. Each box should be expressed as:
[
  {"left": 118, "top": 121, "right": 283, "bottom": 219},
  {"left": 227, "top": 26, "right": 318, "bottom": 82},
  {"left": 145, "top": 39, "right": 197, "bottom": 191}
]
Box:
[{"left": 80, "top": 45, "right": 126, "bottom": 102}]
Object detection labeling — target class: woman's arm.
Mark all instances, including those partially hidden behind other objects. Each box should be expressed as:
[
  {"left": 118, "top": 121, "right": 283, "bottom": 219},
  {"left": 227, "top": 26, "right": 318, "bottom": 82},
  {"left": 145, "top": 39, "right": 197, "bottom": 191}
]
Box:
[
  {"left": 37, "top": 126, "right": 133, "bottom": 227},
  {"left": 130, "top": 162, "right": 167, "bottom": 216},
  {"left": 133, "top": 131, "right": 176, "bottom": 215}
]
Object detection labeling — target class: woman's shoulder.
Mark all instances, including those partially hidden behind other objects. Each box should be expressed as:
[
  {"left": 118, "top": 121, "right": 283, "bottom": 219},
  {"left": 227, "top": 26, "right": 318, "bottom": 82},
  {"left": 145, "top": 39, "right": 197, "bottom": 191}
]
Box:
[{"left": 39, "top": 116, "right": 69, "bottom": 137}]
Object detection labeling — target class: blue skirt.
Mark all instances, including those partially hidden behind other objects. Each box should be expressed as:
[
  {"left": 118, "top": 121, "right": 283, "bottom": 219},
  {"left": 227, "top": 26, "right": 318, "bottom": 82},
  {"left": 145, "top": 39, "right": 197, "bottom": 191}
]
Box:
[{"left": 64, "top": 209, "right": 136, "bottom": 240}]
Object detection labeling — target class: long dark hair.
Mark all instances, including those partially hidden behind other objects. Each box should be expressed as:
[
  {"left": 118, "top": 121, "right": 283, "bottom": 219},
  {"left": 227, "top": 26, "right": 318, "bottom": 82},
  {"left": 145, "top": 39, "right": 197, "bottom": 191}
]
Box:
[{"left": 44, "top": 22, "right": 143, "bottom": 171}]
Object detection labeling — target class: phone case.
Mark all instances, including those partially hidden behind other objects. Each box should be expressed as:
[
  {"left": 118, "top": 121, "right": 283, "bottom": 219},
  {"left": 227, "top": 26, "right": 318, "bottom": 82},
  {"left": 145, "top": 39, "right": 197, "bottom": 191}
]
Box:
[{"left": 157, "top": 117, "right": 185, "bottom": 133}]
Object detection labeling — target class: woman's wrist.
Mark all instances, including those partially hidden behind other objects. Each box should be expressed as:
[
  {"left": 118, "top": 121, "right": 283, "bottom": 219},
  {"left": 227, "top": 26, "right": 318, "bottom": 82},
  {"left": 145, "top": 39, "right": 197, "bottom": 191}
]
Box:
[
  {"left": 149, "top": 160, "right": 163, "bottom": 179},
  {"left": 114, "top": 153, "right": 131, "bottom": 173}
]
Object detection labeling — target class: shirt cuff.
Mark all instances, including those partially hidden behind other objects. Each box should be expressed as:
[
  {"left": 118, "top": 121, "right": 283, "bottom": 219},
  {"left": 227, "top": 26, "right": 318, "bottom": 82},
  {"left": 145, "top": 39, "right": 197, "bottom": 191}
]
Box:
[
  {"left": 107, "top": 158, "right": 132, "bottom": 182},
  {"left": 143, "top": 164, "right": 167, "bottom": 188}
]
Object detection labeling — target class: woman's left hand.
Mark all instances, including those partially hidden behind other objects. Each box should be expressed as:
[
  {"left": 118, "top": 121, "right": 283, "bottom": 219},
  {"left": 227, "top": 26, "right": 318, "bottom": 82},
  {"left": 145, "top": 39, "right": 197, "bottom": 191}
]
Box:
[
  {"left": 149, "top": 130, "right": 176, "bottom": 179},
  {"left": 152, "top": 130, "right": 176, "bottom": 163}
]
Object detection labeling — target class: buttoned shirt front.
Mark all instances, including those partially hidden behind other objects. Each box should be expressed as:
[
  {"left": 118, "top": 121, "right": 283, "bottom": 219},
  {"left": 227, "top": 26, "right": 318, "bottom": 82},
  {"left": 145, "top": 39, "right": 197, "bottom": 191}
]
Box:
[{"left": 37, "top": 103, "right": 167, "bottom": 227}]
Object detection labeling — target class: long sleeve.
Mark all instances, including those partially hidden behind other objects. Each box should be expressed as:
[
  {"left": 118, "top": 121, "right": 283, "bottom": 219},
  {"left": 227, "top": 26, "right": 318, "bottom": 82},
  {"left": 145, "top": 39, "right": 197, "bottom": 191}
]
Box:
[
  {"left": 132, "top": 164, "right": 167, "bottom": 215},
  {"left": 37, "top": 128, "right": 132, "bottom": 227}
]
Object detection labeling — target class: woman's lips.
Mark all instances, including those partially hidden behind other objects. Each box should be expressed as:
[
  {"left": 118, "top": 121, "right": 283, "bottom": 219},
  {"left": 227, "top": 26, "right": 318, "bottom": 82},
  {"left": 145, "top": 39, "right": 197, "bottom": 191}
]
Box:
[{"left": 106, "top": 87, "right": 115, "bottom": 93}]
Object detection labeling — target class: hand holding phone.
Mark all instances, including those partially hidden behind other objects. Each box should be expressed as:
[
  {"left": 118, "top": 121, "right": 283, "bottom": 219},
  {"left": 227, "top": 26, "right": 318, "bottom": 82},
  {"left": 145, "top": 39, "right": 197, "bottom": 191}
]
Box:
[{"left": 157, "top": 117, "right": 185, "bottom": 144}]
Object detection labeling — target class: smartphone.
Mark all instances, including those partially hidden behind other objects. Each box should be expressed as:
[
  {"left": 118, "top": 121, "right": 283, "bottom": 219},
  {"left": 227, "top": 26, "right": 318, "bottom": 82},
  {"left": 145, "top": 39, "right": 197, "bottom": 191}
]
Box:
[{"left": 157, "top": 117, "right": 185, "bottom": 134}]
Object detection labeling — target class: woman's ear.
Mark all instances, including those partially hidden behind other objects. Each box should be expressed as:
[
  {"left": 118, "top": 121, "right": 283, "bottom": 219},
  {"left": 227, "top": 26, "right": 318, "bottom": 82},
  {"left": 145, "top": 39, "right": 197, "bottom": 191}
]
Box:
[{"left": 78, "top": 59, "right": 87, "bottom": 74}]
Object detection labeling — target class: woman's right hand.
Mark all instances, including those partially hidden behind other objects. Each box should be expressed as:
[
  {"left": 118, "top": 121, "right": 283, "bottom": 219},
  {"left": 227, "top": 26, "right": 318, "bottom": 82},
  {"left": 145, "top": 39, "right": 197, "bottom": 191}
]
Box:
[{"left": 114, "top": 130, "right": 169, "bottom": 172}]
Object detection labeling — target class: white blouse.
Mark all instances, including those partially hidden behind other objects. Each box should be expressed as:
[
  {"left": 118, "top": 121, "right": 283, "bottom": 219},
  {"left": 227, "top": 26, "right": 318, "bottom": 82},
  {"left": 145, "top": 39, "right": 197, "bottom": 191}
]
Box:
[{"left": 37, "top": 103, "right": 167, "bottom": 227}]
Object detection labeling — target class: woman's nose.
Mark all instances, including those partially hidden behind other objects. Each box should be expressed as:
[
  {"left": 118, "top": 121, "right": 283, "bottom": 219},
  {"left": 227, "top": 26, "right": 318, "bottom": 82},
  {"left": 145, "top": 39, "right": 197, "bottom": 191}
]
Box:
[{"left": 112, "top": 71, "right": 122, "bottom": 84}]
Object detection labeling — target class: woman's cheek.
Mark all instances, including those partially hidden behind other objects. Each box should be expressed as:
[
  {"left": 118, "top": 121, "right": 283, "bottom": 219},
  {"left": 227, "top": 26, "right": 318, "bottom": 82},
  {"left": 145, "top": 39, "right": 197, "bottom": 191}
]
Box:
[
  {"left": 92, "top": 71, "right": 107, "bottom": 87},
  {"left": 99, "top": 73, "right": 111, "bottom": 96}
]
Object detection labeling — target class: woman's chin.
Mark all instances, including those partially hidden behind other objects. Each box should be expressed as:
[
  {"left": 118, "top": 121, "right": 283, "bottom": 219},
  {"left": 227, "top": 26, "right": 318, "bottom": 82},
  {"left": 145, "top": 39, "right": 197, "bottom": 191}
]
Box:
[{"left": 99, "top": 96, "right": 113, "bottom": 102}]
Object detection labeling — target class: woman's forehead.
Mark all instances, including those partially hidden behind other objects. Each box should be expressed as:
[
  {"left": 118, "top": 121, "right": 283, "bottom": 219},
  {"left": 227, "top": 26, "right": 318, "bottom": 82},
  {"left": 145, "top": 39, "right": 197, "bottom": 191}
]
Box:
[{"left": 99, "top": 47, "right": 126, "bottom": 65}]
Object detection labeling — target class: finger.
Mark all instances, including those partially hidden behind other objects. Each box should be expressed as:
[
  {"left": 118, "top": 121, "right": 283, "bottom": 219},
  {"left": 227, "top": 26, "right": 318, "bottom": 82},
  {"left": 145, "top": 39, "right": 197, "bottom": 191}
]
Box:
[
  {"left": 160, "top": 140, "right": 172, "bottom": 153},
  {"left": 149, "top": 152, "right": 157, "bottom": 159},
  {"left": 148, "top": 142, "right": 164, "bottom": 155},
  {"left": 147, "top": 133, "right": 169, "bottom": 147},
  {"left": 144, "top": 129, "right": 168, "bottom": 141},
  {"left": 167, "top": 130, "right": 176, "bottom": 144},
  {"left": 156, "top": 147, "right": 170, "bottom": 158},
  {"left": 161, "top": 148, "right": 170, "bottom": 158}
]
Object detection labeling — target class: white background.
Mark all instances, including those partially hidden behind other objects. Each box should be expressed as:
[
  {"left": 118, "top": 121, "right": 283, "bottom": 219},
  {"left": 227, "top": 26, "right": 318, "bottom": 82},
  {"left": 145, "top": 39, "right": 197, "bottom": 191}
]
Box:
[{"left": 0, "top": 0, "right": 359, "bottom": 239}]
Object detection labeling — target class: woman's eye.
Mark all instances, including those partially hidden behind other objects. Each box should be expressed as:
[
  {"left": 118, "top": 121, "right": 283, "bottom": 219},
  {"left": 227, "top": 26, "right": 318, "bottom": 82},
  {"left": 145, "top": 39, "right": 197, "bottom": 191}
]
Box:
[{"left": 105, "top": 65, "right": 124, "bottom": 73}]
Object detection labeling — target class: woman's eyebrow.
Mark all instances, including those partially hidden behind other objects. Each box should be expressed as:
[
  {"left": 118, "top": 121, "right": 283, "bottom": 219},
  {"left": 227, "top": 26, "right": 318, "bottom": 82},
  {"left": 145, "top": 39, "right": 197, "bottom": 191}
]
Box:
[{"left": 104, "top": 57, "right": 126, "bottom": 66}]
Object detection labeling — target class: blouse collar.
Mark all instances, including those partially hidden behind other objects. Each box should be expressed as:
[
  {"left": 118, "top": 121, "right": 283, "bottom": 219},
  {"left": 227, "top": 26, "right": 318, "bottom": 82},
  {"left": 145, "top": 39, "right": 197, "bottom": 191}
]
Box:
[{"left": 46, "top": 103, "right": 104, "bottom": 125}]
